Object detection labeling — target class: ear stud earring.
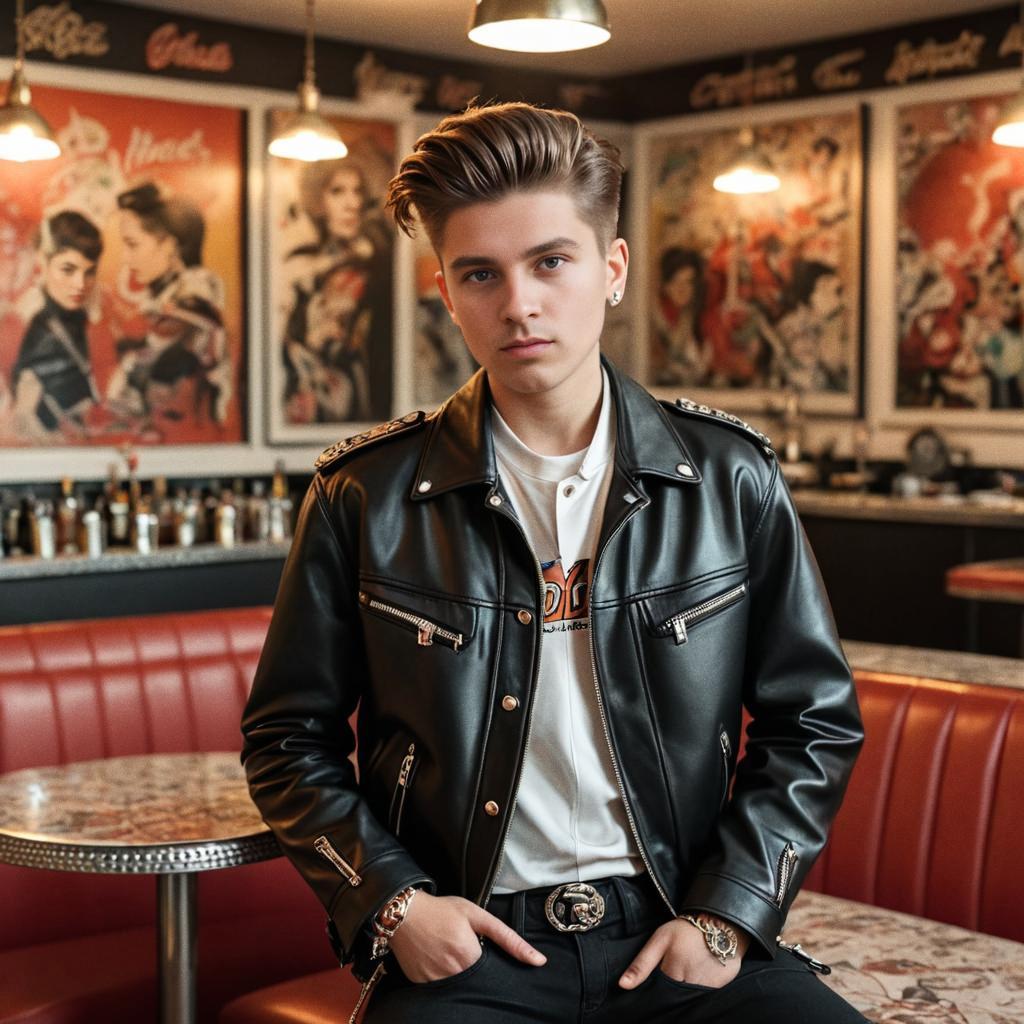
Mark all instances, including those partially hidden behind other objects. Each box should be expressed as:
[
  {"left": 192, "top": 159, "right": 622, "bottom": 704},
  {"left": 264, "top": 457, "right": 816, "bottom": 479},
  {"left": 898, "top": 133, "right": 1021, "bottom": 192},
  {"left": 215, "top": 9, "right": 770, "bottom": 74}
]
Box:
[{"left": 609, "top": 290, "right": 622, "bottom": 306}]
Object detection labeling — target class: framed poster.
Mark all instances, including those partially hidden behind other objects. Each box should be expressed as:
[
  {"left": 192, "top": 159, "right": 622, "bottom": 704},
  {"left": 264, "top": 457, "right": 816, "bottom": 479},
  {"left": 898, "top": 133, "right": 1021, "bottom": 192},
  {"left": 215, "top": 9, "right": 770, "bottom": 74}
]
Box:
[
  {"left": 647, "top": 106, "right": 865, "bottom": 415},
  {"left": 0, "top": 84, "right": 246, "bottom": 447},
  {"left": 896, "top": 93, "right": 1024, "bottom": 419},
  {"left": 267, "top": 111, "right": 397, "bottom": 442}
]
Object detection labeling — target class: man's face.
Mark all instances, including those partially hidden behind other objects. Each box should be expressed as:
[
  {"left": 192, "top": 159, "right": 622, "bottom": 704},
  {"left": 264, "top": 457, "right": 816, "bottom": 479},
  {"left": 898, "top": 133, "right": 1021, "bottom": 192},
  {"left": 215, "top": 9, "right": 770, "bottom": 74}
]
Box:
[
  {"left": 43, "top": 248, "right": 97, "bottom": 311},
  {"left": 435, "top": 189, "right": 626, "bottom": 404}
]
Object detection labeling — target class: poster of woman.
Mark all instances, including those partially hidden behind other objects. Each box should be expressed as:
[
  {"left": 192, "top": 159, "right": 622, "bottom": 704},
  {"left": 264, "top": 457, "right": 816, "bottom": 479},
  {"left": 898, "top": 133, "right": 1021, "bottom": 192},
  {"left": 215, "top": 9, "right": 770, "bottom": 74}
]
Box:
[
  {"left": 647, "top": 108, "right": 864, "bottom": 415},
  {"left": 267, "top": 112, "right": 396, "bottom": 441},
  {"left": 898, "top": 94, "right": 1024, "bottom": 412},
  {"left": 0, "top": 83, "right": 245, "bottom": 447}
]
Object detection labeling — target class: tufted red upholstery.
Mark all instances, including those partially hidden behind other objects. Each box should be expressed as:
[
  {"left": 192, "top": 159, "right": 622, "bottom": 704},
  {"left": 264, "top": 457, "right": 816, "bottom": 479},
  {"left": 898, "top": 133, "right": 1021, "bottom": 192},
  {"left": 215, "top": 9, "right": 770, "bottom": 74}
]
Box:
[
  {"left": 217, "top": 665, "right": 1024, "bottom": 1024},
  {"left": 0, "top": 608, "right": 339, "bottom": 1024},
  {"left": 801, "top": 670, "right": 1024, "bottom": 943}
]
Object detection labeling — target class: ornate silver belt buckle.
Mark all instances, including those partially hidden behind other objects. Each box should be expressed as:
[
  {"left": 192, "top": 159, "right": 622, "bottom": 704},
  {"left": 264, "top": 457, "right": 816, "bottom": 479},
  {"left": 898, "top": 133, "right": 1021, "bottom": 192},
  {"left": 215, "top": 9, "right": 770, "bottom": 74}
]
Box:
[{"left": 544, "top": 882, "right": 606, "bottom": 933}]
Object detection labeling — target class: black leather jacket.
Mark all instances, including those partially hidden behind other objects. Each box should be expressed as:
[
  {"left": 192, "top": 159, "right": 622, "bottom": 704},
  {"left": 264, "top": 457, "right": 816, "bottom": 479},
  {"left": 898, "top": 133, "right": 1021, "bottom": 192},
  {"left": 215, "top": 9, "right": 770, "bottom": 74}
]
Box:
[{"left": 241, "top": 356, "right": 863, "bottom": 972}]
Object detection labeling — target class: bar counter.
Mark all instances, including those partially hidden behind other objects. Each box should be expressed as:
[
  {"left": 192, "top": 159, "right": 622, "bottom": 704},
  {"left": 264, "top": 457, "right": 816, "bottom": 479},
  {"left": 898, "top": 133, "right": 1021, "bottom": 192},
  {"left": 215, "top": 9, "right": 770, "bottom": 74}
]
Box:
[
  {"left": 792, "top": 489, "right": 1024, "bottom": 529},
  {"left": 843, "top": 639, "right": 1023, "bottom": 690}
]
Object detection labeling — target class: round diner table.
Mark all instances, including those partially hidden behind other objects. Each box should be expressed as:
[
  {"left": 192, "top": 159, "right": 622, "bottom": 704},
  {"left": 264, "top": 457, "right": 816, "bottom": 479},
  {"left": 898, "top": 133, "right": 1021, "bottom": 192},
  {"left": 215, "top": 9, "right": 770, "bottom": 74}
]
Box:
[
  {"left": 946, "top": 557, "right": 1024, "bottom": 657},
  {"left": 0, "top": 751, "right": 281, "bottom": 1024}
]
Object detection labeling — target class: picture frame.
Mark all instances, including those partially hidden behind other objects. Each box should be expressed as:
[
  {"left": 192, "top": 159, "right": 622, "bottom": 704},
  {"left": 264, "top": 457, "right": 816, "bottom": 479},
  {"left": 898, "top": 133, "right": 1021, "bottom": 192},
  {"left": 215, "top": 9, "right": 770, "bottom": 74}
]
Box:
[
  {"left": 0, "top": 82, "right": 247, "bottom": 448},
  {"left": 265, "top": 110, "right": 399, "bottom": 445},
  {"left": 642, "top": 104, "right": 866, "bottom": 417}
]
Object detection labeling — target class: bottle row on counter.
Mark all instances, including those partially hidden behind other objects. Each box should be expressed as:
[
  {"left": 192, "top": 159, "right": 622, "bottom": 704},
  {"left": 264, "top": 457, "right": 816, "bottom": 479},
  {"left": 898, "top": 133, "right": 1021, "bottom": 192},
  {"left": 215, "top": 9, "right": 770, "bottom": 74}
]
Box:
[{"left": 1, "top": 454, "right": 294, "bottom": 561}]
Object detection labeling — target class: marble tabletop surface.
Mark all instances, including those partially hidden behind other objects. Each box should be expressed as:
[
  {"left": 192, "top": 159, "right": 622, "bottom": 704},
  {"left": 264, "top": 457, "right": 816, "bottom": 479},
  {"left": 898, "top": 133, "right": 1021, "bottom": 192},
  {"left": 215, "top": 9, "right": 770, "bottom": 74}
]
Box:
[{"left": 0, "top": 751, "right": 279, "bottom": 874}]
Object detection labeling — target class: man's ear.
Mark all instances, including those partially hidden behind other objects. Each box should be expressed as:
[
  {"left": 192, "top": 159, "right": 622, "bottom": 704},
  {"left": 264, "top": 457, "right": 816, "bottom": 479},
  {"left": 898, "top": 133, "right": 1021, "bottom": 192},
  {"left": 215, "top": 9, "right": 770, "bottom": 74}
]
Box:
[
  {"left": 606, "top": 237, "right": 629, "bottom": 301},
  {"left": 435, "top": 269, "right": 460, "bottom": 327}
]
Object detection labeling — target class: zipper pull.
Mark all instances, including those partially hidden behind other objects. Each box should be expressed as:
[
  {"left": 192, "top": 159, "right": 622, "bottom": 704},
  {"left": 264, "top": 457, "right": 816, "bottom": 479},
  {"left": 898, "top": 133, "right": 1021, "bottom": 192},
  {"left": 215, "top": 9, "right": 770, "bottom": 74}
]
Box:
[
  {"left": 398, "top": 744, "right": 416, "bottom": 786},
  {"left": 719, "top": 730, "right": 732, "bottom": 759},
  {"left": 777, "top": 940, "right": 831, "bottom": 975},
  {"left": 671, "top": 617, "right": 688, "bottom": 645},
  {"left": 417, "top": 625, "right": 434, "bottom": 646},
  {"left": 313, "top": 835, "right": 363, "bottom": 886}
]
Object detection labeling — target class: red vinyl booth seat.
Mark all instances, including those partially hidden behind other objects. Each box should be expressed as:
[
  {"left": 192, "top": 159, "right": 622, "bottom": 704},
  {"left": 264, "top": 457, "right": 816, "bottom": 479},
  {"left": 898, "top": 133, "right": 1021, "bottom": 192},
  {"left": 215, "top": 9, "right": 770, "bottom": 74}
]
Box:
[{"left": 0, "top": 608, "right": 342, "bottom": 1024}]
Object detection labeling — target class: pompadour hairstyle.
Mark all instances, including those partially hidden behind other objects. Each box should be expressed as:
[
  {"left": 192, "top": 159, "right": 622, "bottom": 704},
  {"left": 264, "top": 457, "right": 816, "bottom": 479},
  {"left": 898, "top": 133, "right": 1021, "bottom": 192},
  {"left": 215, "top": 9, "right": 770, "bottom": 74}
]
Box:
[
  {"left": 40, "top": 210, "right": 103, "bottom": 263},
  {"left": 386, "top": 101, "right": 623, "bottom": 252}
]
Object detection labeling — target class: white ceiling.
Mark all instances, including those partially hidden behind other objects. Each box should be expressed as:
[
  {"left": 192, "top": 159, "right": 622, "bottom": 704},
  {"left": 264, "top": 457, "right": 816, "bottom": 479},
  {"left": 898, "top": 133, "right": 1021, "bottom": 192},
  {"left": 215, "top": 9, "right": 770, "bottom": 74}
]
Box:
[{"left": 118, "top": 0, "right": 1001, "bottom": 77}]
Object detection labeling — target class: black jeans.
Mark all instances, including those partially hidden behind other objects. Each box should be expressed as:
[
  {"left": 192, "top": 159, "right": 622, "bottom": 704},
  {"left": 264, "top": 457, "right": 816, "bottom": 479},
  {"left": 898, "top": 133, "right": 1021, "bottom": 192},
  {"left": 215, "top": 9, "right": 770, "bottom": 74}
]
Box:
[{"left": 365, "top": 872, "right": 868, "bottom": 1023}]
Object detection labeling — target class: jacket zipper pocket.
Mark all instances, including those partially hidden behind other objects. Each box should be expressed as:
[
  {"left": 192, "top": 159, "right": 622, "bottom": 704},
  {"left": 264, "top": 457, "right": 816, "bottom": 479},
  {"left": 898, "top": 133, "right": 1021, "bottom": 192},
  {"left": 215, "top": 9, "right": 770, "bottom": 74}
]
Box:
[
  {"left": 656, "top": 583, "right": 747, "bottom": 645},
  {"left": 359, "top": 592, "right": 465, "bottom": 651},
  {"left": 718, "top": 727, "right": 732, "bottom": 808},
  {"left": 314, "top": 835, "right": 363, "bottom": 887},
  {"left": 774, "top": 841, "right": 798, "bottom": 908},
  {"left": 388, "top": 743, "right": 417, "bottom": 837}
]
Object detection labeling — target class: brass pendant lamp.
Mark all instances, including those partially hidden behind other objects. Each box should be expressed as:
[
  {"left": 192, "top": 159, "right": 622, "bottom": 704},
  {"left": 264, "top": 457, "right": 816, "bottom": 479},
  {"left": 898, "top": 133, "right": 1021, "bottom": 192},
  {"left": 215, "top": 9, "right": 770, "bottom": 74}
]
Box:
[
  {"left": 0, "top": 0, "right": 61, "bottom": 163},
  {"left": 469, "top": 0, "right": 611, "bottom": 53},
  {"left": 268, "top": 0, "right": 348, "bottom": 162},
  {"left": 993, "top": 0, "right": 1024, "bottom": 147},
  {"left": 712, "top": 57, "right": 780, "bottom": 195}
]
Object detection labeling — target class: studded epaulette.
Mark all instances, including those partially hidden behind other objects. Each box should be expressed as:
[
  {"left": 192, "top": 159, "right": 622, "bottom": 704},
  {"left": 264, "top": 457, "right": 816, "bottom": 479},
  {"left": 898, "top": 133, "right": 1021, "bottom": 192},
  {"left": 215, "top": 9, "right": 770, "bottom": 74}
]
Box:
[
  {"left": 669, "top": 398, "right": 775, "bottom": 460},
  {"left": 314, "top": 411, "right": 427, "bottom": 473}
]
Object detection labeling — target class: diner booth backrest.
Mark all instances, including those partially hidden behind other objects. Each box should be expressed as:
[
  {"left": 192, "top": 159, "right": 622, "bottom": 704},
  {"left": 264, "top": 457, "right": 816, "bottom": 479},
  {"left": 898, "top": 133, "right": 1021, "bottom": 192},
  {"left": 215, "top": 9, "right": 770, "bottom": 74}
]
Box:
[{"left": 0, "top": 607, "right": 340, "bottom": 1023}]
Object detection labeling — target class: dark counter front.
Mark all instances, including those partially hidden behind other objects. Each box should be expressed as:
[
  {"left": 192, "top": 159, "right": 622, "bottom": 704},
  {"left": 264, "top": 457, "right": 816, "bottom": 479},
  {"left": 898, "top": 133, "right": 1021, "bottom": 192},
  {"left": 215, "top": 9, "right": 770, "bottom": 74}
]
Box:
[
  {"left": 795, "top": 492, "right": 1024, "bottom": 659},
  {"left": 0, "top": 542, "right": 289, "bottom": 626}
]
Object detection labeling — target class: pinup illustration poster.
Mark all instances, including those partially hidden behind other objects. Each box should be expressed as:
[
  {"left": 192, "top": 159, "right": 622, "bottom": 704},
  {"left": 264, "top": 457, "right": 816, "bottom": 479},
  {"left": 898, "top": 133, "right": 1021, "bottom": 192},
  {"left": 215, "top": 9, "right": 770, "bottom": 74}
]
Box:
[
  {"left": 268, "top": 111, "right": 396, "bottom": 441},
  {"left": 0, "top": 84, "right": 246, "bottom": 447},
  {"left": 648, "top": 108, "right": 864, "bottom": 414},
  {"left": 897, "top": 94, "right": 1024, "bottom": 413}
]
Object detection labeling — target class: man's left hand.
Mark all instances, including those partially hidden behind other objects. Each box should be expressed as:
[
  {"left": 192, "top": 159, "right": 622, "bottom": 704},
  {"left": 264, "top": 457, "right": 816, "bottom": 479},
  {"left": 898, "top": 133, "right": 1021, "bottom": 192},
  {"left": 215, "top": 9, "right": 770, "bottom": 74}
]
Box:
[{"left": 618, "top": 916, "right": 751, "bottom": 989}]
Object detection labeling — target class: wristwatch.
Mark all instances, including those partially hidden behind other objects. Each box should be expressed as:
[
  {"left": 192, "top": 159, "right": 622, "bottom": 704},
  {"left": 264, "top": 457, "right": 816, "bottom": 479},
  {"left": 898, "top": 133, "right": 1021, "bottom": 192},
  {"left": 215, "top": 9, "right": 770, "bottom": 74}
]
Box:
[
  {"left": 370, "top": 885, "right": 418, "bottom": 960},
  {"left": 680, "top": 912, "right": 739, "bottom": 966}
]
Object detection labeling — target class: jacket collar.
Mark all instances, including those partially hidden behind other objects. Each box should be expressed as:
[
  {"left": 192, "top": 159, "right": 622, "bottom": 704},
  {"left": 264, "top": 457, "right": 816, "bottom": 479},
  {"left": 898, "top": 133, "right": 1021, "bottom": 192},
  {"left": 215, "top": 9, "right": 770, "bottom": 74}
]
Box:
[{"left": 410, "top": 354, "right": 701, "bottom": 501}]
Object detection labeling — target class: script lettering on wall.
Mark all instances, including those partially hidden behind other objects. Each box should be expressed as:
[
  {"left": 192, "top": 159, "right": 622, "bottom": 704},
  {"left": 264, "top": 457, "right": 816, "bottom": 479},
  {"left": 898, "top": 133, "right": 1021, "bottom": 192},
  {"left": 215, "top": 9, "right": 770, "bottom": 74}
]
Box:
[
  {"left": 690, "top": 56, "right": 798, "bottom": 110},
  {"left": 355, "top": 52, "right": 429, "bottom": 110},
  {"left": 813, "top": 49, "right": 866, "bottom": 92},
  {"left": 146, "top": 23, "right": 234, "bottom": 73},
  {"left": 885, "top": 30, "right": 985, "bottom": 85},
  {"left": 22, "top": 2, "right": 109, "bottom": 60}
]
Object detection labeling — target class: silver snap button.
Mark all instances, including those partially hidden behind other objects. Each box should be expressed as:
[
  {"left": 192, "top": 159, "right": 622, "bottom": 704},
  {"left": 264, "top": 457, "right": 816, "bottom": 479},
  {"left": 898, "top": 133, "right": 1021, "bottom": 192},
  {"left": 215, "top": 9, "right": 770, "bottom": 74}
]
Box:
[
  {"left": 417, "top": 480, "right": 432, "bottom": 493},
  {"left": 488, "top": 494, "right": 502, "bottom": 506},
  {"left": 624, "top": 492, "right": 638, "bottom": 504},
  {"left": 676, "top": 463, "right": 694, "bottom": 477}
]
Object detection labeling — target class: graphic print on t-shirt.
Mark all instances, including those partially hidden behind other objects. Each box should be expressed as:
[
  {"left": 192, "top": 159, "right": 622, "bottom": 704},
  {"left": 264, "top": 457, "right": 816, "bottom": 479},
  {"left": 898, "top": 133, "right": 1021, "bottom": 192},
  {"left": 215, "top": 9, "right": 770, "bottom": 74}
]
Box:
[{"left": 542, "top": 557, "right": 590, "bottom": 633}]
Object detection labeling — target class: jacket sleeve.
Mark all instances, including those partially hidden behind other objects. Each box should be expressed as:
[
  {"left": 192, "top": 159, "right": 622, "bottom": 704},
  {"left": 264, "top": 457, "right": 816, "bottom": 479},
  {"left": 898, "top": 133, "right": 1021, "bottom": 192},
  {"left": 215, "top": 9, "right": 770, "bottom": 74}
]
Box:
[
  {"left": 680, "top": 458, "right": 864, "bottom": 956},
  {"left": 240, "top": 473, "right": 436, "bottom": 966}
]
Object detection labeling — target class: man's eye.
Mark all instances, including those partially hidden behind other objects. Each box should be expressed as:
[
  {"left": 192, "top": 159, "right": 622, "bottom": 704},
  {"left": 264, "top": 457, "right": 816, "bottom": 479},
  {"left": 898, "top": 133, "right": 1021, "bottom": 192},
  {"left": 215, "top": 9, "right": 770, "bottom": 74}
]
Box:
[
  {"left": 466, "top": 270, "right": 493, "bottom": 283},
  {"left": 539, "top": 256, "right": 565, "bottom": 271}
]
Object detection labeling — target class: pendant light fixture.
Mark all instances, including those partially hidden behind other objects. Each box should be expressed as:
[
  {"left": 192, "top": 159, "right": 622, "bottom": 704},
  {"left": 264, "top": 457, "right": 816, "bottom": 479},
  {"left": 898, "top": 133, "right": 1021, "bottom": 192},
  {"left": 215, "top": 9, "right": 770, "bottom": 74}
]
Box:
[
  {"left": 712, "top": 57, "right": 780, "bottom": 195},
  {"left": 993, "top": 0, "right": 1024, "bottom": 147},
  {"left": 468, "top": 0, "right": 610, "bottom": 53},
  {"left": 0, "top": 0, "right": 61, "bottom": 163},
  {"left": 713, "top": 126, "right": 781, "bottom": 195},
  {"left": 268, "top": 0, "right": 347, "bottom": 162}
]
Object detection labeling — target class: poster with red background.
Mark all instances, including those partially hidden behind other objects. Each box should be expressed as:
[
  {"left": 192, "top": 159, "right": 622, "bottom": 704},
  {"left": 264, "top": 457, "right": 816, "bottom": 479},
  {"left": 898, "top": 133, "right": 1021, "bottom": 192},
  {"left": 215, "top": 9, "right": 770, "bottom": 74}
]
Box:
[{"left": 0, "top": 83, "right": 245, "bottom": 446}]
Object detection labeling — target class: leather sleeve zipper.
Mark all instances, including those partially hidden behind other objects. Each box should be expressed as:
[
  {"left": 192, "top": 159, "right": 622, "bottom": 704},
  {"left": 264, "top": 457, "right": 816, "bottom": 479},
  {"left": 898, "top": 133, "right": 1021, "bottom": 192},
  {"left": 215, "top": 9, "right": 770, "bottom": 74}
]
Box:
[
  {"left": 389, "top": 743, "right": 417, "bottom": 837},
  {"left": 313, "top": 835, "right": 363, "bottom": 886},
  {"left": 718, "top": 728, "right": 732, "bottom": 808},
  {"left": 774, "top": 841, "right": 798, "bottom": 908},
  {"left": 359, "top": 591, "right": 465, "bottom": 651},
  {"left": 657, "top": 583, "right": 747, "bottom": 645}
]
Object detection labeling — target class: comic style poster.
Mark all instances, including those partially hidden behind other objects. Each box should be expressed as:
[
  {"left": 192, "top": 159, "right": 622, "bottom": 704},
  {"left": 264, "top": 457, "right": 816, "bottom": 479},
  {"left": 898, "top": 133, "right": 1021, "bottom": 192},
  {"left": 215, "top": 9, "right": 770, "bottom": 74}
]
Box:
[
  {"left": 648, "top": 108, "right": 864, "bottom": 414},
  {"left": 898, "top": 95, "right": 1024, "bottom": 412},
  {"left": 267, "top": 112, "right": 396, "bottom": 441},
  {"left": 0, "top": 84, "right": 245, "bottom": 447}
]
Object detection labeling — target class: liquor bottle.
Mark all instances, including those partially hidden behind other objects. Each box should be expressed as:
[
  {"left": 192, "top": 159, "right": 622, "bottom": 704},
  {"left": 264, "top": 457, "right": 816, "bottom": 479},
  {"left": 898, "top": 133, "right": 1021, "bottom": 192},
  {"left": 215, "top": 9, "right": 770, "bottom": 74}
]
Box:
[
  {"left": 269, "top": 460, "right": 293, "bottom": 542},
  {"left": 153, "top": 476, "right": 176, "bottom": 546},
  {"left": 31, "top": 498, "right": 57, "bottom": 559},
  {"left": 106, "top": 463, "right": 131, "bottom": 547},
  {"left": 247, "top": 480, "right": 271, "bottom": 542},
  {"left": 55, "top": 477, "right": 80, "bottom": 555}
]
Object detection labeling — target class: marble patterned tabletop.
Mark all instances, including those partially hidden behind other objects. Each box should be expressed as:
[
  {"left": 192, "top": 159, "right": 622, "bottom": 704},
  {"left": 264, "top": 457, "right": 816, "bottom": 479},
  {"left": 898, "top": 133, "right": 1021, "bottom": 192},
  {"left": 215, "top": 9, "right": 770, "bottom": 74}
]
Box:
[{"left": 0, "top": 751, "right": 280, "bottom": 874}]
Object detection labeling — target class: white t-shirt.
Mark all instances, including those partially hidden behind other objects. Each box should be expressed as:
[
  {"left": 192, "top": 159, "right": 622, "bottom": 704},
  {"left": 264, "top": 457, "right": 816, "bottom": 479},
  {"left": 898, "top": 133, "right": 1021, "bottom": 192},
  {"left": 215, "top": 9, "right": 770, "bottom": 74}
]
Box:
[{"left": 490, "top": 369, "right": 644, "bottom": 893}]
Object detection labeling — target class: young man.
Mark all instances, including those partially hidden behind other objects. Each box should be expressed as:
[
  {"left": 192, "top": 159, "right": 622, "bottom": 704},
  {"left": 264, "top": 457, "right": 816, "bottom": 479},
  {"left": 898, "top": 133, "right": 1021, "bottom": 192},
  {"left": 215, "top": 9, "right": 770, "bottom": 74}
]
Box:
[
  {"left": 12, "top": 210, "right": 103, "bottom": 438},
  {"left": 241, "top": 102, "right": 867, "bottom": 1024}
]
